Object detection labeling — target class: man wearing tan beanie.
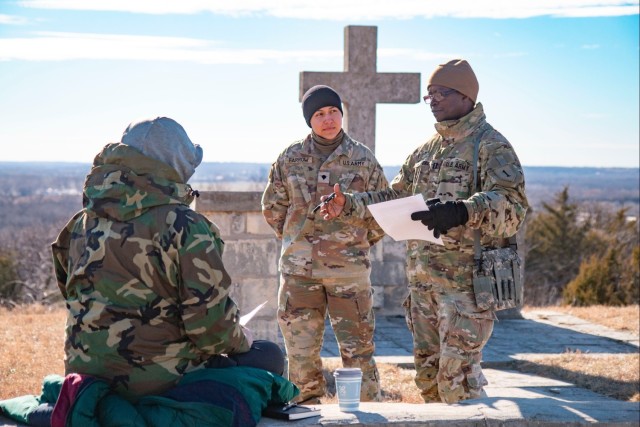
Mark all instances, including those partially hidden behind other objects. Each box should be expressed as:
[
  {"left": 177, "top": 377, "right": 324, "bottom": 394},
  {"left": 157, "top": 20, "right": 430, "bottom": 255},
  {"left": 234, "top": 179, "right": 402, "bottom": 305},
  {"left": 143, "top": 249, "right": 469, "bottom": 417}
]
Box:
[{"left": 320, "top": 59, "right": 529, "bottom": 403}]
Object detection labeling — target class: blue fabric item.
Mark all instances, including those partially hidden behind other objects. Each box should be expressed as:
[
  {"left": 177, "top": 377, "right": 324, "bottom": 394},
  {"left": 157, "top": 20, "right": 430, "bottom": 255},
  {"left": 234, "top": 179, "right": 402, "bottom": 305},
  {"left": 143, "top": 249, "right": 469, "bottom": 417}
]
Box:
[
  {"left": 156, "top": 380, "right": 252, "bottom": 427},
  {"left": 27, "top": 403, "right": 55, "bottom": 427},
  {"left": 229, "top": 340, "right": 285, "bottom": 376}
]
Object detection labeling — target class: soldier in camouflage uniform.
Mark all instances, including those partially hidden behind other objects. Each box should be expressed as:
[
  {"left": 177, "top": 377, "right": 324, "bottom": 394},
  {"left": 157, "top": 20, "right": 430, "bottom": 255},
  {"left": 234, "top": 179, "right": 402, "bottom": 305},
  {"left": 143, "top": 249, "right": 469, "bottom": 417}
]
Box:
[
  {"left": 52, "top": 117, "right": 285, "bottom": 400},
  {"left": 321, "top": 60, "right": 529, "bottom": 403},
  {"left": 262, "top": 86, "right": 388, "bottom": 403}
]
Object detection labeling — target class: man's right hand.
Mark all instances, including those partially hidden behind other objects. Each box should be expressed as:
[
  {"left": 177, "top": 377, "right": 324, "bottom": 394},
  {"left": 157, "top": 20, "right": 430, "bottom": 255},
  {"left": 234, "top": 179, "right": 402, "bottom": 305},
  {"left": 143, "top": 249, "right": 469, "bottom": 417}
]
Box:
[
  {"left": 410, "top": 199, "right": 469, "bottom": 238},
  {"left": 320, "top": 183, "right": 346, "bottom": 219}
]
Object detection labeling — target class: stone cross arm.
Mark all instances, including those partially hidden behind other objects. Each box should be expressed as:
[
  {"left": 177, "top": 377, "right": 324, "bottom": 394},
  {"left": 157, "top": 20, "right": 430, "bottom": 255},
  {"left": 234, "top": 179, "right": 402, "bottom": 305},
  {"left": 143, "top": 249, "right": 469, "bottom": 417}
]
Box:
[{"left": 300, "top": 71, "right": 421, "bottom": 105}]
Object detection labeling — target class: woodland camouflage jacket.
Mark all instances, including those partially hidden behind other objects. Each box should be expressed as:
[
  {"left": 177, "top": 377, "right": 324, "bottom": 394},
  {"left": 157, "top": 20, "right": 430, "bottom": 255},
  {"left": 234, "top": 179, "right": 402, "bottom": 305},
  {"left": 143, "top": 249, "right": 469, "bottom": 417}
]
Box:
[{"left": 51, "top": 143, "right": 250, "bottom": 399}]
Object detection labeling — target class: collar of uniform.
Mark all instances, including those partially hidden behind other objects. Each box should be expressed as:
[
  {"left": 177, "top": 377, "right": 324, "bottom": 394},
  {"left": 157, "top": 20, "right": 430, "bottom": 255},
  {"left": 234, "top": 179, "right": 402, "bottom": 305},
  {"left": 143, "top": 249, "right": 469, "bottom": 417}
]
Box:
[
  {"left": 298, "top": 132, "right": 356, "bottom": 159},
  {"left": 296, "top": 135, "right": 323, "bottom": 158},
  {"left": 434, "top": 102, "right": 486, "bottom": 142},
  {"left": 330, "top": 132, "right": 357, "bottom": 159}
]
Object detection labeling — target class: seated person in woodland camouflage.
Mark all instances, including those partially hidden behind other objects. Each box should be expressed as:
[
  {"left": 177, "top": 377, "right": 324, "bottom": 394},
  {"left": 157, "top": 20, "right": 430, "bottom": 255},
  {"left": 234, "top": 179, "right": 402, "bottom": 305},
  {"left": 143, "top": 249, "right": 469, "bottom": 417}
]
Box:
[{"left": 51, "top": 117, "right": 286, "bottom": 400}]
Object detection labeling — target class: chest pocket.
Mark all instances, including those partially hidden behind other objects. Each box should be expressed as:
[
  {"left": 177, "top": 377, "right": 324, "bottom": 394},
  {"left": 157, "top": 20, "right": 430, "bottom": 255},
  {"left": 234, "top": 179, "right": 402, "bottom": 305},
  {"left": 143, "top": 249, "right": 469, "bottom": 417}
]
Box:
[
  {"left": 435, "top": 157, "right": 473, "bottom": 200},
  {"left": 413, "top": 159, "right": 435, "bottom": 196},
  {"left": 285, "top": 165, "right": 314, "bottom": 206},
  {"left": 339, "top": 171, "right": 368, "bottom": 193}
]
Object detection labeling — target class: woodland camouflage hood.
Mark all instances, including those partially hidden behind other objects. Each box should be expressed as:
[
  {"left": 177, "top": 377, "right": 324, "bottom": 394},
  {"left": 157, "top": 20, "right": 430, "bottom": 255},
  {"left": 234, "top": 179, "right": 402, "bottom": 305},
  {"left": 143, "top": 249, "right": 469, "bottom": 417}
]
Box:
[{"left": 82, "top": 143, "right": 197, "bottom": 222}]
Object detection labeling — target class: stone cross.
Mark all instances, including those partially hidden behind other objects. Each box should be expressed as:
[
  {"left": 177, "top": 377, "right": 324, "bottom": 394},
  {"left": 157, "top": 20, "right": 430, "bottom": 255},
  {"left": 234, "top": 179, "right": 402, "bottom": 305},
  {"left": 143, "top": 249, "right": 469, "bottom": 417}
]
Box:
[{"left": 299, "top": 25, "right": 421, "bottom": 153}]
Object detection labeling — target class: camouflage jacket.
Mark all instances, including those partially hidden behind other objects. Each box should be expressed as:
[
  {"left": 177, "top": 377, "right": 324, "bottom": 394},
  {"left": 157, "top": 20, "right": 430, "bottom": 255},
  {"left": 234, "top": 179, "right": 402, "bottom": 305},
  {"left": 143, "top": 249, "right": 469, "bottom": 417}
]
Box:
[
  {"left": 344, "top": 104, "right": 529, "bottom": 290},
  {"left": 262, "top": 133, "right": 388, "bottom": 278},
  {"left": 51, "top": 143, "right": 251, "bottom": 399}
]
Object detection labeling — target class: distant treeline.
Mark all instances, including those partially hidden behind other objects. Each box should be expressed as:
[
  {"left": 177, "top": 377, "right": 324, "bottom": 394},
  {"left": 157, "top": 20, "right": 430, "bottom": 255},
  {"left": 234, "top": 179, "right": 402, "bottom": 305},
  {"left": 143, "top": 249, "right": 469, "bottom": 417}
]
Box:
[{"left": 1, "top": 162, "right": 638, "bottom": 213}]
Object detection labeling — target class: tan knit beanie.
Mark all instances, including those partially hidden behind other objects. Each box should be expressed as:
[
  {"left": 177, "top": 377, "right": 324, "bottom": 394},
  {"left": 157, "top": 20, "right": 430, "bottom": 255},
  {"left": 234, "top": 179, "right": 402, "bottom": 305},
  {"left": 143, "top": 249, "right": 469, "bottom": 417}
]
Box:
[{"left": 428, "top": 59, "right": 479, "bottom": 103}]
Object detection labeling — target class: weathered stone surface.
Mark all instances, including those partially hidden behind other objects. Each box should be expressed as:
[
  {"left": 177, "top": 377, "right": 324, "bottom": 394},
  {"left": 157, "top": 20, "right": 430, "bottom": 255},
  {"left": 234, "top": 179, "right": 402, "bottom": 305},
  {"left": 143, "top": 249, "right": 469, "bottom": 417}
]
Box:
[
  {"left": 209, "top": 211, "right": 246, "bottom": 236},
  {"left": 381, "top": 238, "right": 407, "bottom": 262},
  {"left": 247, "top": 212, "right": 274, "bottom": 235},
  {"left": 229, "top": 279, "right": 279, "bottom": 317},
  {"left": 369, "top": 240, "right": 384, "bottom": 262},
  {"left": 383, "top": 283, "right": 409, "bottom": 315},
  {"left": 222, "top": 239, "right": 279, "bottom": 277},
  {"left": 370, "top": 261, "right": 406, "bottom": 287},
  {"left": 372, "top": 285, "right": 384, "bottom": 308},
  {"left": 194, "top": 190, "right": 262, "bottom": 213}
]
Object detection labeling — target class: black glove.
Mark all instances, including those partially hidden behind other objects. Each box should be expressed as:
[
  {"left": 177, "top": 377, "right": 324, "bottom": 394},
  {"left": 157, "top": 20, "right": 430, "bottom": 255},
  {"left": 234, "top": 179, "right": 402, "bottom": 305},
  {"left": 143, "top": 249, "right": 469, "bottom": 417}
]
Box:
[
  {"left": 411, "top": 199, "right": 469, "bottom": 238},
  {"left": 425, "top": 198, "right": 441, "bottom": 209}
]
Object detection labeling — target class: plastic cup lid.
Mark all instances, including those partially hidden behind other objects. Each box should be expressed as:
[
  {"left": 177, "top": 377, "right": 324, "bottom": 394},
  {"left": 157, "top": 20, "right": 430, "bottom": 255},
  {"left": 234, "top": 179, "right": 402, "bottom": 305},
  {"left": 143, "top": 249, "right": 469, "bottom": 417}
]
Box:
[{"left": 333, "top": 368, "right": 362, "bottom": 378}]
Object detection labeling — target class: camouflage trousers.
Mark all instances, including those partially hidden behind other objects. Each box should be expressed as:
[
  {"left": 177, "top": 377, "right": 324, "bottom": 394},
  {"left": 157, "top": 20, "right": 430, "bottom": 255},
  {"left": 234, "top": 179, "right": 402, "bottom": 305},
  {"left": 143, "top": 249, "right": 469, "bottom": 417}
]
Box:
[
  {"left": 403, "top": 287, "right": 495, "bottom": 404},
  {"left": 278, "top": 273, "right": 381, "bottom": 402}
]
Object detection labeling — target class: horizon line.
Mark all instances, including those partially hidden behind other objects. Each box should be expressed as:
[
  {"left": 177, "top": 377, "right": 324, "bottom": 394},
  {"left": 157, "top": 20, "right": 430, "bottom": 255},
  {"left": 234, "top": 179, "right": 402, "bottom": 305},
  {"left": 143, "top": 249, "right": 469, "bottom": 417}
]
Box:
[{"left": 0, "top": 160, "right": 638, "bottom": 170}]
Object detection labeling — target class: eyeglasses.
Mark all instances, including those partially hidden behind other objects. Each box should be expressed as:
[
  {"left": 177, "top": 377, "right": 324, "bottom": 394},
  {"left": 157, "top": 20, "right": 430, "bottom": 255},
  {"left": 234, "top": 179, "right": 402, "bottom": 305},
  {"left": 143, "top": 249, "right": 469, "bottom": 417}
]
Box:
[{"left": 423, "top": 89, "right": 457, "bottom": 104}]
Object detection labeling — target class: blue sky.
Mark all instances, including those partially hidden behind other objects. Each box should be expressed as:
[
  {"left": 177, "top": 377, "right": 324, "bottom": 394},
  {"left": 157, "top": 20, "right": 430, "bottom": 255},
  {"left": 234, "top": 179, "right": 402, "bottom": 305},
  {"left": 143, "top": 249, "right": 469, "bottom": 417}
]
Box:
[{"left": 1, "top": 1, "right": 638, "bottom": 168}]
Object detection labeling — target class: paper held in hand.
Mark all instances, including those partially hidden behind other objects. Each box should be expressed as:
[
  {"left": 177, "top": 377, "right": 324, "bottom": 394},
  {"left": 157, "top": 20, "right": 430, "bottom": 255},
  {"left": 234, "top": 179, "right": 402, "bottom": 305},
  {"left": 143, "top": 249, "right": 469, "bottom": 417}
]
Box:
[
  {"left": 240, "top": 300, "right": 267, "bottom": 326},
  {"left": 366, "top": 194, "right": 444, "bottom": 244}
]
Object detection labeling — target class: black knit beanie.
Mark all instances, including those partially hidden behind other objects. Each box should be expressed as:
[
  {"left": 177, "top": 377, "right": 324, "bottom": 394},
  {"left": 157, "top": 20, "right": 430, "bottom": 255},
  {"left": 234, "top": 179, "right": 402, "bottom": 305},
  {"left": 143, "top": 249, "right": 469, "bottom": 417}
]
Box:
[{"left": 301, "top": 85, "right": 343, "bottom": 127}]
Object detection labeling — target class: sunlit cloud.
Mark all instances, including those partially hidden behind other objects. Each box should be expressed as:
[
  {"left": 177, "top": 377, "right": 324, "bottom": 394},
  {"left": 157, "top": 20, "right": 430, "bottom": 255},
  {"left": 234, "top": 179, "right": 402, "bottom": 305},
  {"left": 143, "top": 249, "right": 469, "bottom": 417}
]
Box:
[
  {"left": 0, "top": 32, "right": 463, "bottom": 63},
  {"left": 0, "top": 31, "right": 521, "bottom": 66},
  {"left": 0, "top": 14, "right": 30, "bottom": 25},
  {"left": 18, "top": 0, "right": 640, "bottom": 19}
]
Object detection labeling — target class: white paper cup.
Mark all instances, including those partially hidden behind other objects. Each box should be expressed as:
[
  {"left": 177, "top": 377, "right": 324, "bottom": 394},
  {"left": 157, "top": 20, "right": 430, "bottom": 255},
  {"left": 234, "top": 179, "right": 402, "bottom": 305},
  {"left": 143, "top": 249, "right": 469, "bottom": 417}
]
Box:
[{"left": 333, "top": 368, "right": 362, "bottom": 412}]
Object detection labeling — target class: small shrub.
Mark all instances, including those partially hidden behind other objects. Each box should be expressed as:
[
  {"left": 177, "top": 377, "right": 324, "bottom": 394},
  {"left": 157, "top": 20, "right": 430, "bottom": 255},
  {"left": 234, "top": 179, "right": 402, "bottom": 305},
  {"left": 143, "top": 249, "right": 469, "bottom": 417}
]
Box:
[
  {"left": 564, "top": 247, "right": 638, "bottom": 306},
  {"left": 0, "top": 251, "right": 19, "bottom": 299}
]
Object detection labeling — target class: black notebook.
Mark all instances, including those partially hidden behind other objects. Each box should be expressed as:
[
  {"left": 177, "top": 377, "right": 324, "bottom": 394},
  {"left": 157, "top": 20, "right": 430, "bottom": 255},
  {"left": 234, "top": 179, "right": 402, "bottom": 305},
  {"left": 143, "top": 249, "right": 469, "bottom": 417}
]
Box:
[{"left": 262, "top": 403, "right": 321, "bottom": 421}]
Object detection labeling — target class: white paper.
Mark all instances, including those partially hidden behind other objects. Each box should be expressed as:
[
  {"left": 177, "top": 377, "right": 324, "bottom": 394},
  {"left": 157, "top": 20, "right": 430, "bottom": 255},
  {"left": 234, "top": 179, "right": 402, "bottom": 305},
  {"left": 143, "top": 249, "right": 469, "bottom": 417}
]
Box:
[
  {"left": 240, "top": 300, "right": 268, "bottom": 326},
  {"left": 366, "top": 195, "right": 444, "bottom": 244}
]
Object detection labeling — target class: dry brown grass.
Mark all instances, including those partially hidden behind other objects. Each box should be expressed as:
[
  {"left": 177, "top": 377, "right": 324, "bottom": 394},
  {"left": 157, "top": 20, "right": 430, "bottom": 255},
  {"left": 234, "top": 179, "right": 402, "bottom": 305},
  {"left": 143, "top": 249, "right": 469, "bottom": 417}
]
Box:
[
  {"left": 526, "top": 304, "right": 640, "bottom": 336},
  {"left": 0, "top": 304, "right": 66, "bottom": 400},
  {"left": 0, "top": 304, "right": 638, "bottom": 404},
  {"left": 512, "top": 352, "right": 639, "bottom": 402}
]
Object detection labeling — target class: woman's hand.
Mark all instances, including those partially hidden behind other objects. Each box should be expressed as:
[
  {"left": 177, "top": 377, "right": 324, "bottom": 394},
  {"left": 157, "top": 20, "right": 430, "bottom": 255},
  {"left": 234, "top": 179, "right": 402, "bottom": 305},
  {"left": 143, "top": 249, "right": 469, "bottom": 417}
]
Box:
[{"left": 320, "top": 183, "right": 346, "bottom": 219}]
